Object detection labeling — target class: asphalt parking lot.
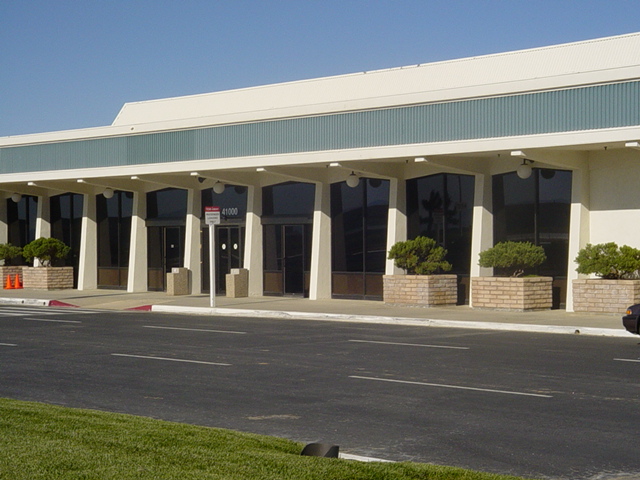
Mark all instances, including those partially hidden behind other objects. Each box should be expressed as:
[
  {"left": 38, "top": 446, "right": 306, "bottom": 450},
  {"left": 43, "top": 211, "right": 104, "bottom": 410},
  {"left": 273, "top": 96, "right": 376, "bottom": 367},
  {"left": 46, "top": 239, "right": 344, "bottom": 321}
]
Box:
[{"left": 2, "top": 304, "right": 640, "bottom": 479}]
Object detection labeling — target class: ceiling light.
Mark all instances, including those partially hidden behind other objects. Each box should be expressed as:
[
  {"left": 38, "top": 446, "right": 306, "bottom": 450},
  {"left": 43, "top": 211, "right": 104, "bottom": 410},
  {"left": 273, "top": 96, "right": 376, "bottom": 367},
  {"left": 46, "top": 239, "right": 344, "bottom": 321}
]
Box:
[
  {"left": 516, "top": 159, "right": 533, "bottom": 179},
  {"left": 213, "top": 181, "right": 225, "bottom": 194},
  {"left": 346, "top": 172, "right": 360, "bottom": 188}
]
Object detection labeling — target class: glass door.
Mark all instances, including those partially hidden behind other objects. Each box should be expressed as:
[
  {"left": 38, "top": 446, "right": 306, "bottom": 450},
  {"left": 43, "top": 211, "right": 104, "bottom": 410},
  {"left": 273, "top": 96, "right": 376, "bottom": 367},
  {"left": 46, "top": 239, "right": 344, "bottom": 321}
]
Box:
[
  {"left": 263, "top": 224, "right": 310, "bottom": 296},
  {"left": 148, "top": 226, "right": 184, "bottom": 291},
  {"left": 283, "top": 225, "right": 304, "bottom": 295},
  {"left": 201, "top": 225, "right": 244, "bottom": 294}
]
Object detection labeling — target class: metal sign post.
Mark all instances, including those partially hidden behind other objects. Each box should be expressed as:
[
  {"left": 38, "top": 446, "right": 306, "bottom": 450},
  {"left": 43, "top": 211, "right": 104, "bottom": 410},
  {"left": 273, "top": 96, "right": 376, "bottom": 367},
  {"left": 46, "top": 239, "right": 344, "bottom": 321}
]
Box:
[{"left": 204, "top": 206, "right": 221, "bottom": 307}]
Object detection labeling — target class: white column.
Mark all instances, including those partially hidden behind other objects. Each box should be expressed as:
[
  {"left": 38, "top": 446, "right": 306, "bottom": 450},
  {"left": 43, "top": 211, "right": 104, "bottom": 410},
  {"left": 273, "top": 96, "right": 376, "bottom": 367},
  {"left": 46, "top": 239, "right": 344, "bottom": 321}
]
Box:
[
  {"left": 469, "top": 174, "right": 493, "bottom": 306},
  {"left": 385, "top": 177, "right": 407, "bottom": 275},
  {"left": 244, "top": 185, "right": 263, "bottom": 296},
  {"left": 184, "top": 188, "right": 202, "bottom": 294},
  {"left": 0, "top": 195, "right": 8, "bottom": 244},
  {"left": 34, "top": 196, "right": 51, "bottom": 267},
  {"left": 565, "top": 167, "right": 590, "bottom": 312},
  {"left": 309, "top": 181, "right": 332, "bottom": 300},
  {"left": 35, "top": 195, "right": 51, "bottom": 238},
  {"left": 127, "top": 191, "right": 148, "bottom": 292},
  {"left": 77, "top": 193, "right": 98, "bottom": 290}
]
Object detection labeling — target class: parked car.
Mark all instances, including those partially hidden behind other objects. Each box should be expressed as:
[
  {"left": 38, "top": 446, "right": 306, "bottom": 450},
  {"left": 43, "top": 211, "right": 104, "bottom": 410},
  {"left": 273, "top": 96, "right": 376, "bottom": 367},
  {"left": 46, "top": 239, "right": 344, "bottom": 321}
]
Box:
[{"left": 623, "top": 304, "right": 640, "bottom": 334}]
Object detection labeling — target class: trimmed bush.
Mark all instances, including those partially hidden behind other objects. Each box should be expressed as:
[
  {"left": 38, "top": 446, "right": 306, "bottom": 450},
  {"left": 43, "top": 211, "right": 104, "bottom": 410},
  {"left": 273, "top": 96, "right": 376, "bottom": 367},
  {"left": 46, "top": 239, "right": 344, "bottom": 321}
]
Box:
[
  {"left": 22, "top": 237, "right": 70, "bottom": 267},
  {"left": 388, "top": 236, "right": 452, "bottom": 275},
  {"left": 0, "top": 243, "right": 22, "bottom": 266},
  {"left": 478, "top": 241, "right": 546, "bottom": 277},
  {"left": 574, "top": 242, "right": 640, "bottom": 279}
]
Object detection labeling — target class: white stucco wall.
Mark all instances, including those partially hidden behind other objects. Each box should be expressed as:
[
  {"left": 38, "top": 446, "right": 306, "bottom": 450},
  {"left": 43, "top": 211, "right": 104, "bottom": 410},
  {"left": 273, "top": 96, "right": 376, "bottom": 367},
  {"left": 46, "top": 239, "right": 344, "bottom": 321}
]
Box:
[{"left": 589, "top": 149, "right": 640, "bottom": 248}]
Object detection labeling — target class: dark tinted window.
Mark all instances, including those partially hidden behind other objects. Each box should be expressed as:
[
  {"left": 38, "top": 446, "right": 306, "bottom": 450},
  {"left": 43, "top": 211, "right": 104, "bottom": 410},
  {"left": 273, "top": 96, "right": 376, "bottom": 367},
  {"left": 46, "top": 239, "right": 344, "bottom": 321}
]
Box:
[
  {"left": 147, "top": 188, "right": 187, "bottom": 221},
  {"left": 407, "top": 173, "right": 475, "bottom": 274},
  {"left": 263, "top": 182, "right": 315, "bottom": 219},
  {"left": 201, "top": 185, "right": 247, "bottom": 223},
  {"left": 492, "top": 169, "right": 571, "bottom": 277}
]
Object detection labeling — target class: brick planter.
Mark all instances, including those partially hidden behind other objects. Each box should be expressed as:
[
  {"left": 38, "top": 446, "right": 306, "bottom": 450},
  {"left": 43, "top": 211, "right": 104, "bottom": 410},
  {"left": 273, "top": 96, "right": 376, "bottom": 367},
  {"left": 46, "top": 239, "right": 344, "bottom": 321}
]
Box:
[
  {"left": 471, "top": 276, "right": 552, "bottom": 311},
  {"left": 383, "top": 274, "right": 457, "bottom": 307},
  {"left": 572, "top": 279, "right": 640, "bottom": 314},
  {"left": 22, "top": 267, "right": 74, "bottom": 290},
  {"left": 0, "top": 266, "right": 23, "bottom": 289}
]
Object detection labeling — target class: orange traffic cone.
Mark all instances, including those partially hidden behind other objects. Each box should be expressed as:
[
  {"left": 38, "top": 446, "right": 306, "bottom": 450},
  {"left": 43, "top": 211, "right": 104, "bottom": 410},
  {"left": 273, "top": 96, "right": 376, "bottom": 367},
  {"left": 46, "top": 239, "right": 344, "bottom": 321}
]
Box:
[
  {"left": 14, "top": 274, "right": 22, "bottom": 289},
  {"left": 4, "top": 275, "right": 14, "bottom": 290}
]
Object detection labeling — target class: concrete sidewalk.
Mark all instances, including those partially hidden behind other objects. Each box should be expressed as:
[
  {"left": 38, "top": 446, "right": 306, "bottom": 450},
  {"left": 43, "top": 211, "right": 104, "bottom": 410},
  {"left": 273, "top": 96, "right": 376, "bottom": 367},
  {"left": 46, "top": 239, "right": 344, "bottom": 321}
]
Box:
[{"left": 0, "top": 288, "right": 632, "bottom": 338}]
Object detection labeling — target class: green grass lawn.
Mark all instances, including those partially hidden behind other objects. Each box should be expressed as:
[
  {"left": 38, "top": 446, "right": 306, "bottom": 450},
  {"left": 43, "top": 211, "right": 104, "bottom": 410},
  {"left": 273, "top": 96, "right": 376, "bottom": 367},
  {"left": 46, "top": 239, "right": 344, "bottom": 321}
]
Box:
[{"left": 0, "top": 398, "right": 531, "bottom": 480}]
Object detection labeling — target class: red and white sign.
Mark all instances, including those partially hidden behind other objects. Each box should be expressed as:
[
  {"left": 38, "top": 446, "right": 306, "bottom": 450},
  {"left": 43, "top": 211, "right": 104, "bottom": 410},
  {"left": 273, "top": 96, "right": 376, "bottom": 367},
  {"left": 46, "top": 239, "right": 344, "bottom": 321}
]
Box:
[{"left": 204, "top": 206, "right": 221, "bottom": 225}]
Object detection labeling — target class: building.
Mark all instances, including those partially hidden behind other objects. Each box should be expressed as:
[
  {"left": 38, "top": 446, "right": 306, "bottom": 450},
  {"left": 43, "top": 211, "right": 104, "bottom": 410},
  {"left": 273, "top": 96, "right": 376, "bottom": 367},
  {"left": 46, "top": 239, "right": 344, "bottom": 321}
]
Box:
[{"left": 1, "top": 32, "right": 639, "bottom": 311}]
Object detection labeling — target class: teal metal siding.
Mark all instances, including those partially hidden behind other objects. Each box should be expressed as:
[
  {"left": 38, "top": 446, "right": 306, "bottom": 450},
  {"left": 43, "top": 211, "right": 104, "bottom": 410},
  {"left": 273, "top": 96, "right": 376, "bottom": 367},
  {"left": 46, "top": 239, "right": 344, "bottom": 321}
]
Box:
[{"left": 1, "top": 81, "right": 639, "bottom": 174}]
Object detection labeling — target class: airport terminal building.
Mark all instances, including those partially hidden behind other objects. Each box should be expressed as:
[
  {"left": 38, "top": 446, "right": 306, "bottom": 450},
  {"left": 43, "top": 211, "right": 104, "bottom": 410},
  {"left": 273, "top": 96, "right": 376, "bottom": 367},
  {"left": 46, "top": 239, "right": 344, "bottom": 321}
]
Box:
[{"left": 1, "top": 32, "right": 639, "bottom": 311}]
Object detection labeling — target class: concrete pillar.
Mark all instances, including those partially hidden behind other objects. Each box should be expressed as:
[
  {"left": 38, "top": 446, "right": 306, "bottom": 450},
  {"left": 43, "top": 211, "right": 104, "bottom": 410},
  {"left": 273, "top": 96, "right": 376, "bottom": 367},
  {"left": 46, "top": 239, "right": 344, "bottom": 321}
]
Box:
[
  {"left": 565, "top": 167, "right": 590, "bottom": 312},
  {"left": 34, "top": 195, "right": 51, "bottom": 267},
  {"left": 184, "top": 188, "right": 202, "bottom": 294},
  {"left": 469, "top": 173, "right": 493, "bottom": 307},
  {"left": 385, "top": 177, "right": 407, "bottom": 275},
  {"left": 0, "top": 195, "right": 8, "bottom": 244},
  {"left": 35, "top": 195, "right": 51, "bottom": 239},
  {"left": 127, "top": 191, "right": 147, "bottom": 292},
  {"left": 244, "top": 185, "right": 263, "bottom": 296},
  {"left": 309, "top": 181, "right": 332, "bottom": 300},
  {"left": 77, "top": 193, "right": 98, "bottom": 290}
]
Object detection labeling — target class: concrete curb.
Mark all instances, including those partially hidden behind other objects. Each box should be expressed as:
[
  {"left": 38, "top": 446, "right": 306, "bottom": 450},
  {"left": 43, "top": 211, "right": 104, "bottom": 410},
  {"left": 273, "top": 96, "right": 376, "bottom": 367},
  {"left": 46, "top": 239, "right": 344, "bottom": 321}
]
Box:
[
  {"left": 0, "top": 297, "right": 50, "bottom": 307},
  {"left": 150, "top": 305, "right": 633, "bottom": 338}
]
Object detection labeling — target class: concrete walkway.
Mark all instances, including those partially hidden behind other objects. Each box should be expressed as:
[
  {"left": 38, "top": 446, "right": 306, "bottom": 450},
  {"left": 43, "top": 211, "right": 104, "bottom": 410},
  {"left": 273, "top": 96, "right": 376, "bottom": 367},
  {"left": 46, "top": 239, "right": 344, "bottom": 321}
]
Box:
[{"left": 0, "top": 288, "right": 633, "bottom": 337}]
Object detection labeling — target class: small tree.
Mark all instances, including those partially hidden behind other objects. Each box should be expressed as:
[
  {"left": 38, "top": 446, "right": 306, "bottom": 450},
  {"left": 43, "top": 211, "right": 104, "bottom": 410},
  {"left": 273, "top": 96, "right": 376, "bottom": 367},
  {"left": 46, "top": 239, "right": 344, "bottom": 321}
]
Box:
[
  {"left": 0, "top": 243, "right": 22, "bottom": 266},
  {"left": 22, "top": 237, "right": 70, "bottom": 267},
  {"left": 388, "top": 236, "right": 452, "bottom": 275},
  {"left": 478, "top": 241, "right": 546, "bottom": 277},
  {"left": 574, "top": 242, "right": 640, "bottom": 279}
]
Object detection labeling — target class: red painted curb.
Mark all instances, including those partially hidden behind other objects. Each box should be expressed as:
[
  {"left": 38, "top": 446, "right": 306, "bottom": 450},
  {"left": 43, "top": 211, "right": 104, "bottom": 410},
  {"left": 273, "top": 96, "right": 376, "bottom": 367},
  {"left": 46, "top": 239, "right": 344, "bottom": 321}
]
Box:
[
  {"left": 48, "top": 300, "right": 80, "bottom": 308},
  {"left": 126, "top": 305, "right": 152, "bottom": 311}
]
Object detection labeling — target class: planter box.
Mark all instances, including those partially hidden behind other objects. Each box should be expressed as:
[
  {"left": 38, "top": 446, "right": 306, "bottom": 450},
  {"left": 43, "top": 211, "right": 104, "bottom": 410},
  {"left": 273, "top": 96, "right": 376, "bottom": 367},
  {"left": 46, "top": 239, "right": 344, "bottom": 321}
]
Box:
[
  {"left": 383, "top": 274, "right": 457, "bottom": 307},
  {"left": 0, "top": 266, "right": 23, "bottom": 289},
  {"left": 572, "top": 279, "right": 640, "bottom": 314},
  {"left": 471, "top": 276, "right": 552, "bottom": 311},
  {"left": 22, "top": 266, "right": 74, "bottom": 290}
]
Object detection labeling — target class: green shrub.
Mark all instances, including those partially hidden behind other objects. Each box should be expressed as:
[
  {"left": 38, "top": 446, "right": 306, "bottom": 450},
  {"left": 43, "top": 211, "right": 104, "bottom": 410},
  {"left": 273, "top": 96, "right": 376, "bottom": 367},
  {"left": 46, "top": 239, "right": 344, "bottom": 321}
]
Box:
[
  {"left": 478, "top": 241, "right": 546, "bottom": 277},
  {"left": 22, "top": 237, "right": 70, "bottom": 267},
  {"left": 388, "top": 236, "right": 452, "bottom": 275},
  {"left": 574, "top": 242, "right": 640, "bottom": 279},
  {"left": 0, "top": 243, "right": 22, "bottom": 265}
]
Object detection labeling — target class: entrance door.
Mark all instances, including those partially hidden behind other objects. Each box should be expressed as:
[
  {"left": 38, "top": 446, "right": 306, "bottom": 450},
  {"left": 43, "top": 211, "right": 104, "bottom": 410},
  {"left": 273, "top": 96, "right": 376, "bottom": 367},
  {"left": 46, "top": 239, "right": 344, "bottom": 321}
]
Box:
[
  {"left": 263, "top": 224, "right": 310, "bottom": 296},
  {"left": 283, "top": 225, "right": 304, "bottom": 295},
  {"left": 148, "top": 226, "right": 184, "bottom": 291},
  {"left": 201, "top": 225, "right": 244, "bottom": 294}
]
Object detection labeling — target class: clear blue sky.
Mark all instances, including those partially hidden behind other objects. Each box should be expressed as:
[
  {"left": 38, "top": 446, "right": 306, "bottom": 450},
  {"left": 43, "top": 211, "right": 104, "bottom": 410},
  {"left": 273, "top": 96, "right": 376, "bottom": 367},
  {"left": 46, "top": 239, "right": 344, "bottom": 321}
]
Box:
[{"left": 2, "top": 0, "right": 639, "bottom": 137}]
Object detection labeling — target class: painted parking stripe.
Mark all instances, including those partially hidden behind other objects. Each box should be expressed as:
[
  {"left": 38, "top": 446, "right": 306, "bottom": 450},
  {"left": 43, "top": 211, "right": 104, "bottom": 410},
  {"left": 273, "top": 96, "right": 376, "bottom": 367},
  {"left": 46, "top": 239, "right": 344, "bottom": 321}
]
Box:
[
  {"left": 350, "top": 375, "right": 553, "bottom": 398},
  {"left": 0, "top": 307, "right": 97, "bottom": 314},
  {"left": 614, "top": 358, "right": 640, "bottom": 363},
  {"left": 144, "top": 325, "right": 246, "bottom": 334},
  {"left": 112, "top": 353, "right": 231, "bottom": 366},
  {"left": 0, "top": 343, "right": 17, "bottom": 347},
  {"left": 22, "top": 318, "right": 82, "bottom": 324},
  {"left": 349, "top": 339, "right": 469, "bottom": 350}
]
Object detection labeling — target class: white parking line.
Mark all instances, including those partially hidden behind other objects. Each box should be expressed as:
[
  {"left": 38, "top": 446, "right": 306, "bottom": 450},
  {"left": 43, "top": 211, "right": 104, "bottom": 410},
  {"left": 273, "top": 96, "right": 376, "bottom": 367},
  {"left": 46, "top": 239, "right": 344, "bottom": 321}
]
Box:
[
  {"left": 111, "top": 353, "right": 231, "bottom": 366},
  {"left": 0, "top": 343, "right": 17, "bottom": 347},
  {"left": 144, "top": 325, "right": 246, "bottom": 334},
  {"left": 349, "top": 339, "right": 469, "bottom": 350},
  {"left": 0, "top": 307, "right": 97, "bottom": 315},
  {"left": 614, "top": 358, "right": 640, "bottom": 363},
  {"left": 22, "top": 318, "right": 82, "bottom": 324},
  {"left": 350, "top": 375, "right": 553, "bottom": 398}
]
